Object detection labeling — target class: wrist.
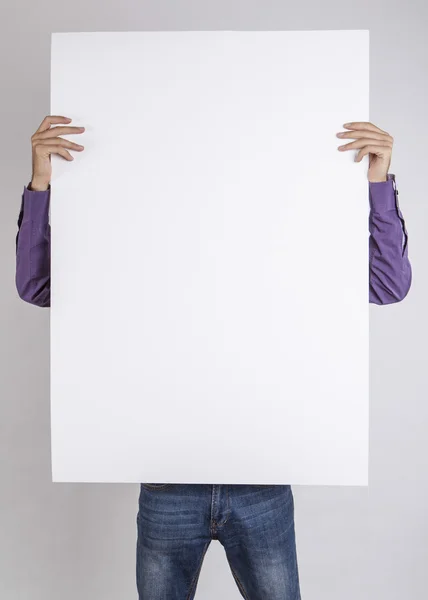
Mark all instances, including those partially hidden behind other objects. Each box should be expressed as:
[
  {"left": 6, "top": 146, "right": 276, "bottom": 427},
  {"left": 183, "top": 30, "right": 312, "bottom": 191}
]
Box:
[
  {"left": 29, "top": 177, "right": 49, "bottom": 192},
  {"left": 368, "top": 175, "right": 388, "bottom": 183}
]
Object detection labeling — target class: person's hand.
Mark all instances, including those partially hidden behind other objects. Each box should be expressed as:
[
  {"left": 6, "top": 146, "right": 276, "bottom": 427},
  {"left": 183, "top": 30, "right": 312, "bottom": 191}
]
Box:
[
  {"left": 336, "top": 122, "right": 393, "bottom": 183},
  {"left": 30, "top": 115, "right": 85, "bottom": 191}
]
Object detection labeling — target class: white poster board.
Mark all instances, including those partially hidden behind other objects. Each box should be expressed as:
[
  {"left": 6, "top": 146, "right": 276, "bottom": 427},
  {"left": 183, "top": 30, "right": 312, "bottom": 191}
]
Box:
[{"left": 50, "top": 31, "right": 369, "bottom": 485}]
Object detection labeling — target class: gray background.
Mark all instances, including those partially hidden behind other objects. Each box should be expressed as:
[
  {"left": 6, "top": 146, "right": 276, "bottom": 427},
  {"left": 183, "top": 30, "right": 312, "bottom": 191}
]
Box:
[{"left": 0, "top": 1, "right": 425, "bottom": 599}]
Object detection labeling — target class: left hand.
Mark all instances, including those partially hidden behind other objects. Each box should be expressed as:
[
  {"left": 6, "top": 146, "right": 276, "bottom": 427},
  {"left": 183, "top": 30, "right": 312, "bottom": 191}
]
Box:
[{"left": 336, "top": 122, "right": 393, "bottom": 183}]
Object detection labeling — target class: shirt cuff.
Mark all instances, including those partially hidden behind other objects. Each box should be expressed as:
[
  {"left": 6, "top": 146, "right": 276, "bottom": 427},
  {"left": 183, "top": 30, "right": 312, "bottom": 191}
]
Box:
[
  {"left": 21, "top": 182, "right": 51, "bottom": 223},
  {"left": 369, "top": 173, "right": 397, "bottom": 212}
]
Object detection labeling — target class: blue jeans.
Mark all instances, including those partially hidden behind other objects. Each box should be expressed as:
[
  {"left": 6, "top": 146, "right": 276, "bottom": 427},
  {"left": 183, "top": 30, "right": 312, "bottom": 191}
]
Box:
[{"left": 136, "top": 483, "right": 301, "bottom": 599}]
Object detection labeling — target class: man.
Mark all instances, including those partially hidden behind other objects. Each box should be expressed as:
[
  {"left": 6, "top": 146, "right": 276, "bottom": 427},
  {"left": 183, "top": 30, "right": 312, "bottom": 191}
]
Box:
[{"left": 15, "top": 115, "right": 411, "bottom": 600}]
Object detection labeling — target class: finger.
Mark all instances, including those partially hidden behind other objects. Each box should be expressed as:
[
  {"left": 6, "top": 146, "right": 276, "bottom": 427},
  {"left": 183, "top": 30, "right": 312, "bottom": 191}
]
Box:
[
  {"left": 338, "top": 138, "right": 393, "bottom": 151},
  {"left": 337, "top": 129, "right": 393, "bottom": 143},
  {"left": 35, "top": 145, "right": 75, "bottom": 160},
  {"left": 342, "top": 122, "right": 389, "bottom": 135},
  {"left": 33, "top": 125, "right": 85, "bottom": 140},
  {"left": 355, "top": 145, "right": 388, "bottom": 162},
  {"left": 33, "top": 138, "right": 84, "bottom": 151},
  {"left": 54, "top": 147, "right": 74, "bottom": 161},
  {"left": 34, "top": 115, "right": 73, "bottom": 134}
]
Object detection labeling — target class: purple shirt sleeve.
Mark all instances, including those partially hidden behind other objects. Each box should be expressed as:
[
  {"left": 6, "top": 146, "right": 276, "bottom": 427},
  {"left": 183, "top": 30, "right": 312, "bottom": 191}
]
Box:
[
  {"left": 15, "top": 176, "right": 412, "bottom": 308},
  {"left": 369, "top": 174, "right": 411, "bottom": 304},
  {"left": 15, "top": 183, "right": 51, "bottom": 307}
]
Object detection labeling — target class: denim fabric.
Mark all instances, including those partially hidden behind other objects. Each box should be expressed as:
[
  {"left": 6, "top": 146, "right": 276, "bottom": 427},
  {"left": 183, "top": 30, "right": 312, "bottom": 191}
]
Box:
[{"left": 136, "top": 483, "right": 301, "bottom": 599}]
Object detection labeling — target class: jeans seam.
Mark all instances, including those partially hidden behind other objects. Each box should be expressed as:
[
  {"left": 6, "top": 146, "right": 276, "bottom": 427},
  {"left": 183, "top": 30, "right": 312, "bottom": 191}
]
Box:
[
  {"left": 185, "top": 541, "right": 210, "bottom": 600},
  {"left": 210, "top": 485, "right": 217, "bottom": 537},
  {"left": 217, "top": 484, "right": 231, "bottom": 528},
  {"left": 229, "top": 565, "right": 249, "bottom": 600}
]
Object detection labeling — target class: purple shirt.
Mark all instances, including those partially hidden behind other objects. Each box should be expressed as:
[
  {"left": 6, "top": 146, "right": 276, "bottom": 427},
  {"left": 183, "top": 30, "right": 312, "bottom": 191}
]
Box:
[{"left": 15, "top": 174, "right": 412, "bottom": 307}]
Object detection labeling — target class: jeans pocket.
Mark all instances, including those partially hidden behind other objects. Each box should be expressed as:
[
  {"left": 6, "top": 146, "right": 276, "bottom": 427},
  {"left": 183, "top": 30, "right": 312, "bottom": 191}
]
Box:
[
  {"left": 253, "top": 484, "right": 276, "bottom": 488},
  {"left": 252, "top": 484, "right": 290, "bottom": 493},
  {"left": 141, "top": 483, "right": 172, "bottom": 491}
]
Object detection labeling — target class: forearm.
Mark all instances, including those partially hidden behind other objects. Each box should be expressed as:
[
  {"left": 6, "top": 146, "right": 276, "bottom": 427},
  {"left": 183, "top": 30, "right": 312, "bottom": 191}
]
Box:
[
  {"left": 368, "top": 175, "right": 412, "bottom": 305},
  {"left": 15, "top": 183, "right": 51, "bottom": 307}
]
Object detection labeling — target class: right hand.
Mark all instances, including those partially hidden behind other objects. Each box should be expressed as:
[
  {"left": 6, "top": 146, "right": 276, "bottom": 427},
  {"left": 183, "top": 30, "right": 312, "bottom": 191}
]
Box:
[{"left": 30, "top": 115, "right": 85, "bottom": 191}]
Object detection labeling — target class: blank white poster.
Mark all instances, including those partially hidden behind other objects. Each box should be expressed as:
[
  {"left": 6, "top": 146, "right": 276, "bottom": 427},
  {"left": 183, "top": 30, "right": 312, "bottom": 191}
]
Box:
[{"left": 50, "top": 31, "right": 369, "bottom": 485}]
